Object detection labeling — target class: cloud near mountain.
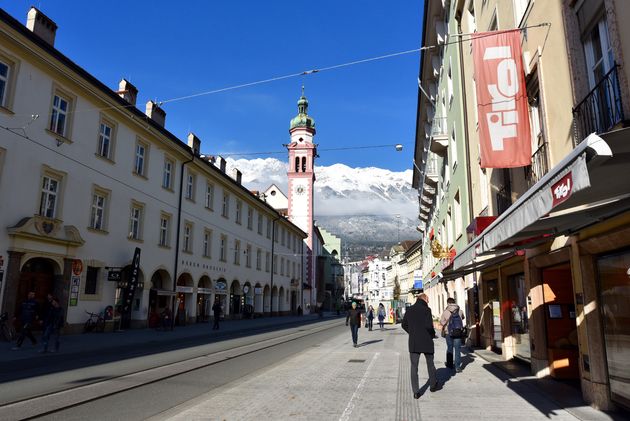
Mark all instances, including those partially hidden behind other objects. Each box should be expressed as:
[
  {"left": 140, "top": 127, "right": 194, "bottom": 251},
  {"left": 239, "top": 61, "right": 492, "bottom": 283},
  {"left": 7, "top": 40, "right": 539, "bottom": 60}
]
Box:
[{"left": 226, "top": 157, "right": 420, "bottom": 242}]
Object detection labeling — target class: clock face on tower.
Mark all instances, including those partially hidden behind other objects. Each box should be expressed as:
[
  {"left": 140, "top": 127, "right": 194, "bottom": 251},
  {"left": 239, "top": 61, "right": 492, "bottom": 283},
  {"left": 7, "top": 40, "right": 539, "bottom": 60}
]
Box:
[{"left": 295, "top": 185, "right": 305, "bottom": 195}]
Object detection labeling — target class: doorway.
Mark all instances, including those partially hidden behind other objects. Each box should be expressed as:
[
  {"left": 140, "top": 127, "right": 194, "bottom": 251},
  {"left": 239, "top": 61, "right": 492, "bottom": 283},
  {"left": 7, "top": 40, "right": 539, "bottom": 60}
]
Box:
[
  {"left": 542, "top": 264, "right": 579, "bottom": 379},
  {"left": 17, "top": 258, "right": 60, "bottom": 330}
]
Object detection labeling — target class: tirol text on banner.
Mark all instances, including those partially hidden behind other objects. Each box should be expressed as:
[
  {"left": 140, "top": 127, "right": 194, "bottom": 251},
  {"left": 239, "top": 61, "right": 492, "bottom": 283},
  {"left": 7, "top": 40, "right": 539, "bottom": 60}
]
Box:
[{"left": 473, "top": 30, "right": 531, "bottom": 168}]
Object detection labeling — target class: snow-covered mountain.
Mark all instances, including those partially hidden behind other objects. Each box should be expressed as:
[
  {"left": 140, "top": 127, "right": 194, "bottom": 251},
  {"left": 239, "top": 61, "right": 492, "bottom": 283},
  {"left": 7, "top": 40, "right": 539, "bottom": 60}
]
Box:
[{"left": 226, "top": 157, "right": 420, "bottom": 243}]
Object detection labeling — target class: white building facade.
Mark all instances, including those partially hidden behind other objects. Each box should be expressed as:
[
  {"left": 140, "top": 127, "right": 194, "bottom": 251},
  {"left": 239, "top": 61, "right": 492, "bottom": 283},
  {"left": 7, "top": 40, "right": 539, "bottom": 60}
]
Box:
[{"left": 0, "top": 8, "right": 306, "bottom": 331}]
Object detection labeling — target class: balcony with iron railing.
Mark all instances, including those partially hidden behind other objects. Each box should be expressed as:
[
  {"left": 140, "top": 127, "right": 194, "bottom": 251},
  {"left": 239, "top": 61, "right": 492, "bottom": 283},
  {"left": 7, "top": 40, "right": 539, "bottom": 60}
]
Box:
[
  {"left": 573, "top": 64, "right": 626, "bottom": 145},
  {"left": 429, "top": 116, "right": 449, "bottom": 156},
  {"left": 525, "top": 142, "right": 549, "bottom": 188},
  {"left": 424, "top": 154, "right": 440, "bottom": 187}
]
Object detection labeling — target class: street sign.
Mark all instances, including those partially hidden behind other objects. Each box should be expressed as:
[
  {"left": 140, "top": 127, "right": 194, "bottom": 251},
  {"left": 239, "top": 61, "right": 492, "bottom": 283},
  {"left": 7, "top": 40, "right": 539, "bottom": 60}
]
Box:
[{"left": 107, "top": 270, "right": 122, "bottom": 282}]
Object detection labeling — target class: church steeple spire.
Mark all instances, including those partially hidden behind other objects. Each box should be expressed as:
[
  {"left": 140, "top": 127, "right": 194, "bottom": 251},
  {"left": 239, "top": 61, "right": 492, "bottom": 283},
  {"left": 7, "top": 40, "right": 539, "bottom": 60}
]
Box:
[{"left": 290, "top": 86, "right": 316, "bottom": 132}]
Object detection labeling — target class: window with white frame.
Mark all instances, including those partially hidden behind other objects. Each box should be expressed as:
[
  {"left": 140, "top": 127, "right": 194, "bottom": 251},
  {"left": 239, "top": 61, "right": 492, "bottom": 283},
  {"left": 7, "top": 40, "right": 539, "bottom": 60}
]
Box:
[
  {"left": 235, "top": 200, "right": 242, "bottom": 224},
  {"left": 257, "top": 213, "right": 263, "bottom": 235},
  {"left": 281, "top": 227, "right": 286, "bottom": 246},
  {"left": 185, "top": 171, "right": 195, "bottom": 201},
  {"left": 583, "top": 15, "right": 613, "bottom": 90},
  {"left": 222, "top": 191, "right": 230, "bottom": 217},
  {"left": 447, "top": 207, "right": 453, "bottom": 247},
  {"left": 49, "top": 93, "right": 70, "bottom": 137},
  {"left": 205, "top": 182, "right": 214, "bottom": 209},
  {"left": 274, "top": 224, "right": 279, "bottom": 243},
  {"left": 280, "top": 257, "right": 285, "bottom": 276},
  {"left": 246, "top": 244, "right": 252, "bottom": 267},
  {"left": 514, "top": 0, "right": 530, "bottom": 27},
  {"left": 220, "top": 234, "right": 227, "bottom": 261},
  {"left": 265, "top": 252, "right": 270, "bottom": 272},
  {"left": 89, "top": 188, "right": 108, "bottom": 231},
  {"left": 97, "top": 120, "right": 114, "bottom": 160},
  {"left": 0, "top": 60, "right": 10, "bottom": 107},
  {"left": 39, "top": 174, "right": 61, "bottom": 218},
  {"left": 203, "top": 229, "right": 212, "bottom": 257},
  {"left": 84, "top": 266, "right": 99, "bottom": 295},
  {"left": 454, "top": 190, "right": 462, "bottom": 239},
  {"left": 162, "top": 158, "right": 174, "bottom": 190},
  {"left": 447, "top": 58, "right": 453, "bottom": 107},
  {"left": 247, "top": 207, "right": 253, "bottom": 230},
  {"left": 273, "top": 255, "right": 278, "bottom": 274},
  {"left": 256, "top": 248, "right": 262, "bottom": 270},
  {"left": 159, "top": 214, "right": 170, "bottom": 247},
  {"left": 451, "top": 126, "right": 458, "bottom": 169},
  {"left": 183, "top": 222, "right": 193, "bottom": 252},
  {"left": 129, "top": 203, "right": 143, "bottom": 240},
  {"left": 292, "top": 262, "right": 296, "bottom": 278},
  {"left": 266, "top": 217, "right": 272, "bottom": 238},
  {"left": 234, "top": 239, "right": 241, "bottom": 265},
  {"left": 134, "top": 141, "right": 148, "bottom": 176}
]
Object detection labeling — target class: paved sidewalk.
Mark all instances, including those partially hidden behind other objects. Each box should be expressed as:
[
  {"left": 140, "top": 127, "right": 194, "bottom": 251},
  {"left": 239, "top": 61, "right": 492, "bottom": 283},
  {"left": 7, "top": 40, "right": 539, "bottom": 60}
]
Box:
[
  {"left": 0, "top": 312, "right": 335, "bottom": 363},
  {"left": 152, "top": 325, "right": 614, "bottom": 421}
]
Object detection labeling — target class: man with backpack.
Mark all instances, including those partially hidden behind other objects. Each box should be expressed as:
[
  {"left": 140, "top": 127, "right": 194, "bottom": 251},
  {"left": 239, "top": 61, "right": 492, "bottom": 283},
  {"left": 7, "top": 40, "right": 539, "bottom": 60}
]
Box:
[{"left": 440, "top": 297, "right": 466, "bottom": 373}]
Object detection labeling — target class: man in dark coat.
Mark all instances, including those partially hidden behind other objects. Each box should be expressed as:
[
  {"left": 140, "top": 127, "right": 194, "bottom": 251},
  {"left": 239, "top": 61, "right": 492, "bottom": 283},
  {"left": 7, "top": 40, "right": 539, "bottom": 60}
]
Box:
[
  {"left": 212, "top": 298, "right": 222, "bottom": 330},
  {"left": 402, "top": 293, "right": 440, "bottom": 398},
  {"left": 345, "top": 301, "right": 363, "bottom": 347}
]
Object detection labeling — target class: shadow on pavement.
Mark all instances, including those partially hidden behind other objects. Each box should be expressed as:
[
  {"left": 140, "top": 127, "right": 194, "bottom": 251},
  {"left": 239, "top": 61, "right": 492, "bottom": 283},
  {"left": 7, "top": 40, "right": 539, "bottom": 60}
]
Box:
[
  {"left": 0, "top": 317, "right": 343, "bottom": 385},
  {"left": 357, "top": 339, "right": 383, "bottom": 347}
]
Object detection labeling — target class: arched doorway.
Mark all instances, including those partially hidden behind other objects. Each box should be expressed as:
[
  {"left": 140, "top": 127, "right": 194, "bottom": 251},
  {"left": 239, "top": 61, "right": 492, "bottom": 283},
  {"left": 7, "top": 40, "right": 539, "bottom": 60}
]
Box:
[
  {"left": 176, "top": 273, "right": 194, "bottom": 325},
  {"left": 230, "top": 280, "right": 242, "bottom": 318},
  {"left": 263, "top": 285, "right": 271, "bottom": 315},
  {"left": 197, "top": 276, "right": 212, "bottom": 323},
  {"left": 215, "top": 278, "right": 228, "bottom": 318},
  {"left": 279, "top": 286, "right": 285, "bottom": 315},
  {"left": 148, "top": 269, "right": 173, "bottom": 328},
  {"left": 17, "top": 258, "right": 61, "bottom": 329},
  {"left": 254, "top": 283, "right": 263, "bottom": 314}
]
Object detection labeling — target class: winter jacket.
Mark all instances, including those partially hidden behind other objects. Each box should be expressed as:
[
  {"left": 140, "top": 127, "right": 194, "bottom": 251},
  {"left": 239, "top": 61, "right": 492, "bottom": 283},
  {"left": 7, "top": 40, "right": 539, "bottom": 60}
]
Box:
[
  {"left": 346, "top": 308, "right": 362, "bottom": 327},
  {"left": 377, "top": 307, "right": 386, "bottom": 320},
  {"left": 402, "top": 299, "right": 436, "bottom": 354},
  {"left": 439, "top": 304, "right": 465, "bottom": 335}
]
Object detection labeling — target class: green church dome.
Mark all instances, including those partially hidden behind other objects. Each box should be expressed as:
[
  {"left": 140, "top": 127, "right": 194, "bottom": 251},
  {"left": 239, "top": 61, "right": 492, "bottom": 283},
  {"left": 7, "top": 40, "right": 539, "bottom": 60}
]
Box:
[{"left": 289, "top": 89, "right": 316, "bottom": 131}]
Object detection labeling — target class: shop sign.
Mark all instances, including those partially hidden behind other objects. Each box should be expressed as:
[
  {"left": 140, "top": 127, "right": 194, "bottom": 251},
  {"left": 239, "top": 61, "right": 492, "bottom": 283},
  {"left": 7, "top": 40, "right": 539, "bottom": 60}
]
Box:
[
  {"left": 198, "top": 287, "right": 212, "bottom": 294},
  {"left": 70, "top": 275, "right": 81, "bottom": 306},
  {"left": 243, "top": 285, "right": 250, "bottom": 294},
  {"left": 551, "top": 171, "right": 573, "bottom": 207},
  {"left": 176, "top": 286, "right": 193, "bottom": 293},
  {"left": 215, "top": 281, "right": 227, "bottom": 291},
  {"left": 254, "top": 287, "right": 263, "bottom": 294},
  {"left": 107, "top": 270, "right": 122, "bottom": 282},
  {"left": 72, "top": 259, "right": 83, "bottom": 276}
]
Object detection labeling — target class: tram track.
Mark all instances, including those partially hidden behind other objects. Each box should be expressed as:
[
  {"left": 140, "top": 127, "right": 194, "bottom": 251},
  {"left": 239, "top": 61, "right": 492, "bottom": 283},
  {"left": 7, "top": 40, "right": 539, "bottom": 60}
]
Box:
[{"left": 0, "top": 319, "right": 345, "bottom": 421}]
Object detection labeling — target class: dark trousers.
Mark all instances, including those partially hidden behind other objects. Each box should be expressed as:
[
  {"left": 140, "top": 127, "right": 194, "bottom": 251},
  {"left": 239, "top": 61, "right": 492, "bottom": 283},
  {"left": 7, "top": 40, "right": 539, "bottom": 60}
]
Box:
[
  {"left": 212, "top": 315, "right": 220, "bottom": 330},
  {"left": 350, "top": 324, "right": 359, "bottom": 345},
  {"left": 409, "top": 352, "right": 437, "bottom": 392},
  {"left": 367, "top": 318, "right": 373, "bottom": 330},
  {"left": 378, "top": 318, "right": 384, "bottom": 329},
  {"left": 42, "top": 325, "right": 60, "bottom": 351},
  {"left": 16, "top": 323, "right": 37, "bottom": 347}
]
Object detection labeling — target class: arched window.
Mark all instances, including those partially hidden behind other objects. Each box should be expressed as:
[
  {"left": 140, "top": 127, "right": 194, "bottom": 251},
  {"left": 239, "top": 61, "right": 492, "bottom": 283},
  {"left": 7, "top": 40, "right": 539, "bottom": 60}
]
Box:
[
  {"left": 301, "top": 157, "right": 306, "bottom": 172},
  {"left": 295, "top": 157, "right": 300, "bottom": 172}
]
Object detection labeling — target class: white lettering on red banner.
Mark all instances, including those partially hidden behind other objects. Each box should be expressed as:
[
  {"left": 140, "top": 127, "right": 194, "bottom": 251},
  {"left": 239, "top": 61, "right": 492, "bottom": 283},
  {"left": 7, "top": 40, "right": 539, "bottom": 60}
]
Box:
[
  {"left": 473, "top": 31, "right": 531, "bottom": 168},
  {"left": 551, "top": 172, "right": 573, "bottom": 207}
]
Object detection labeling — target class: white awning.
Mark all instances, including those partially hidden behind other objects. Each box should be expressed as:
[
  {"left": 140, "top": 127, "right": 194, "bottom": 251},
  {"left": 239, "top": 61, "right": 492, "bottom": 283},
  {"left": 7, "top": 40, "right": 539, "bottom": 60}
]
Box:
[{"left": 454, "top": 130, "right": 630, "bottom": 270}]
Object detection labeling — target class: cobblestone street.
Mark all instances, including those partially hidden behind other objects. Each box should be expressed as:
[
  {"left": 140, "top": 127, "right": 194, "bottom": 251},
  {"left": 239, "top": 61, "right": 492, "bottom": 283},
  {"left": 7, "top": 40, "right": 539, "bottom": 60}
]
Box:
[{"left": 152, "top": 324, "right": 610, "bottom": 421}]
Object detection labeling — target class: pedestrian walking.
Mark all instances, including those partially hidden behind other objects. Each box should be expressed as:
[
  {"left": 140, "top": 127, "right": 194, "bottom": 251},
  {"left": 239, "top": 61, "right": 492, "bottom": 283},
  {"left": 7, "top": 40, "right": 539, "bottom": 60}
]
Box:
[
  {"left": 377, "top": 303, "right": 386, "bottom": 329},
  {"left": 440, "top": 297, "right": 466, "bottom": 372},
  {"left": 41, "top": 297, "right": 63, "bottom": 353},
  {"left": 345, "top": 301, "right": 363, "bottom": 347},
  {"left": 12, "top": 291, "right": 39, "bottom": 350},
  {"left": 212, "top": 298, "right": 222, "bottom": 330},
  {"left": 402, "top": 293, "right": 440, "bottom": 398},
  {"left": 367, "top": 305, "right": 374, "bottom": 331}
]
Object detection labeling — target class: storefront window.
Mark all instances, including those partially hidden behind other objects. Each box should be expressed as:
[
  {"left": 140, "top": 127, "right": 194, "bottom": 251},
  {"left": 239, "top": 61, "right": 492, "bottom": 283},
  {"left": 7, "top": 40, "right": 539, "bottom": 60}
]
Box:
[
  {"left": 597, "top": 250, "right": 630, "bottom": 409},
  {"left": 508, "top": 274, "right": 530, "bottom": 361}
]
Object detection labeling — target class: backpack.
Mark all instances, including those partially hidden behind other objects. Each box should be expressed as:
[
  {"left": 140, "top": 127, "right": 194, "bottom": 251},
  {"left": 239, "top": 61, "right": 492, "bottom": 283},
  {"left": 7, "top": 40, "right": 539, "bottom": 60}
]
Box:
[{"left": 448, "top": 309, "right": 464, "bottom": 338}]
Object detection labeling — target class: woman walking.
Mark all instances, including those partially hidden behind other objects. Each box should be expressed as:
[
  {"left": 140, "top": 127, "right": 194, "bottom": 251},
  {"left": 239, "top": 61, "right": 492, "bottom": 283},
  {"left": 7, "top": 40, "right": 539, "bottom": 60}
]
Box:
[
  {"left": 378, "top": 303, "right": 386, "bottom": 330},
  {"left": 367, "top": 305, "right": 374, "bottom": 331}
]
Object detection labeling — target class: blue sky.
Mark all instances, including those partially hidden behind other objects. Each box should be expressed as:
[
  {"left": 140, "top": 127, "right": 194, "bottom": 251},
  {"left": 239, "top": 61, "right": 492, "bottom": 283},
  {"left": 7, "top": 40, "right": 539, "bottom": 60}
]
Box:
[{"left": 3, "top": 1, "right": 422, "bottom": 171}]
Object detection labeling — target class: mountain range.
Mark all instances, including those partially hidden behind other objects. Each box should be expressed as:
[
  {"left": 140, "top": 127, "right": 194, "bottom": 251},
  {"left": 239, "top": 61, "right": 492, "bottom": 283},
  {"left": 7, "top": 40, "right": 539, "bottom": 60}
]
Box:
[{"left": 226, "top": 157, "right": 421, "bottom": 250}]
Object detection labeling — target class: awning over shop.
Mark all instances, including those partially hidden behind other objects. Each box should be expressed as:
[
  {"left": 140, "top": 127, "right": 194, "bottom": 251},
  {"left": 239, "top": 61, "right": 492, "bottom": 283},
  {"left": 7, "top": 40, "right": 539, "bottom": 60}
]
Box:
[{"left": 454, "top": 130, "right": 630, "bottom": 270}]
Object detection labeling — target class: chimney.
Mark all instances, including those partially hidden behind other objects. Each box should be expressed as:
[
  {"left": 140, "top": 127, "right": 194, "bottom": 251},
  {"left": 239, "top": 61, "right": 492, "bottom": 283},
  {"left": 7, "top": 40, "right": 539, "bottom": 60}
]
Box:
[
  {"left": 26, "top": 7, "right": 57, "bottom": 46},
  {"left": 117, "top": 79, "right": 138, "bottom": 106},
  {"left": 145, "top": 100, "right": 166, "bottom": 127},
  {"left": 232, "top": 168, "right": 242, "bottom": 185},
  {"left": 187, "top": 133, "right": 201, "bottom": 155},
  {"left": 219, "top": 156, "right": 227, "bottom": 173}
]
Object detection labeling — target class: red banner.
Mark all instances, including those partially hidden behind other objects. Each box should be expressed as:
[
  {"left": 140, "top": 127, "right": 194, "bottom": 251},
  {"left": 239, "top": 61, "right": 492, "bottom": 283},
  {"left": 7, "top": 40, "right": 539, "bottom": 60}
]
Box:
[{"left": 473, "top": 30, "right": 531, "bottom": 168}]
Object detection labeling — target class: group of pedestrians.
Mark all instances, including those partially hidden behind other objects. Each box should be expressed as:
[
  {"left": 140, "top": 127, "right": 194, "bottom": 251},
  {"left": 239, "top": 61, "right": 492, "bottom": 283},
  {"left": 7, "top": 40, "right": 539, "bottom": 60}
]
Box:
[
  {"left": 11, "top": 291, "right": 64, "bottom": 353},
  {"left": 345, "top": 293, "right": 467, "bottom": 399}
]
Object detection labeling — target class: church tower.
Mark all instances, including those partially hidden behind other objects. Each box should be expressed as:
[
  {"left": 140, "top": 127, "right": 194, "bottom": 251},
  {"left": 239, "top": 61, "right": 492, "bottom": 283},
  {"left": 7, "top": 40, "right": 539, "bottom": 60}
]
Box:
[{"left": 286, "top": 88, "right": 317, "bottom": 300}]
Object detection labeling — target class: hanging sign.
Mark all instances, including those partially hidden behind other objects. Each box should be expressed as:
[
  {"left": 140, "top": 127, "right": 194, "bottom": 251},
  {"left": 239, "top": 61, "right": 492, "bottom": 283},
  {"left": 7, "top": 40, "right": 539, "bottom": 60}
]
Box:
[
  {"left": 473, "top": 30, "right": 531, "bottom": 168},
  {"left": 122, "top": 247, "right": 141, "bottom": 314}
]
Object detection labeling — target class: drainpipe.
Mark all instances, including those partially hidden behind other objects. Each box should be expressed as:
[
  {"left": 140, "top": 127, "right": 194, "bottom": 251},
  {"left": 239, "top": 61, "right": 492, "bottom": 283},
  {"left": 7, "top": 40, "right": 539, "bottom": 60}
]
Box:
[
  {"left": 270, "top": 216, "right": 280, "bottom": 316},
  {"left": 172, "top": 151, "right": 195, "bottom": 326}
]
